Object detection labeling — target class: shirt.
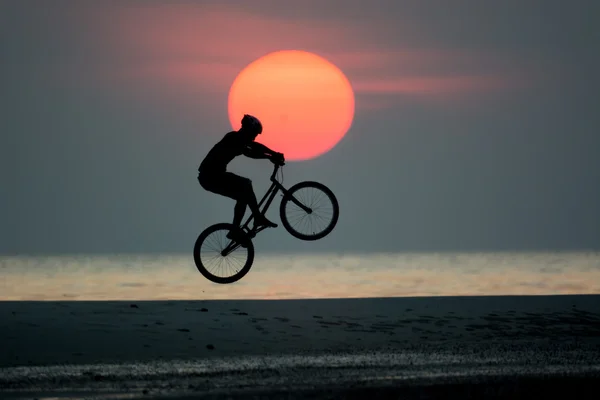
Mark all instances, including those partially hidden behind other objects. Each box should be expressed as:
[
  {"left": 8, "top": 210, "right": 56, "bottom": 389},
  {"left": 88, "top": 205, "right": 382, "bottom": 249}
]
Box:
[{"left": 199, "top": 131, "right": 249, "bottom": 173}]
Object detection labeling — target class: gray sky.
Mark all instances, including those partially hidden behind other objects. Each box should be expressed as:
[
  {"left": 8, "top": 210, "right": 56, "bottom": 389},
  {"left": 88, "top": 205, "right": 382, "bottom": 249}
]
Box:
[{"left": 3, "top": 0, "right": 599, "bottom": 255}]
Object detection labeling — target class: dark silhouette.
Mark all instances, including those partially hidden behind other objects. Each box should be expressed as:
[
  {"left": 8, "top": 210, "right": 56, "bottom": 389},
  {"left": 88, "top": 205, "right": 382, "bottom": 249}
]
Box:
[
  {"left": 198, "top": 114, "right": 285, "bottom": 244},
  {"left": 194, "top": 162, "right": 339, "bottom": 283},
  {"left": 195, "top": 119, "right": 340, "bottom": 283}
]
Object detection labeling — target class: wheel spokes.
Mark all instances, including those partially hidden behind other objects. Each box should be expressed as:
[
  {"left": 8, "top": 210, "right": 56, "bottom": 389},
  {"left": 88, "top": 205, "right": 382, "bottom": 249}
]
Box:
[
  {"left": 199, "top": 229, "right": 249, "bottom": 279},
  {"left": 285, "top": 186, "right": 336, "bottom": 237}
]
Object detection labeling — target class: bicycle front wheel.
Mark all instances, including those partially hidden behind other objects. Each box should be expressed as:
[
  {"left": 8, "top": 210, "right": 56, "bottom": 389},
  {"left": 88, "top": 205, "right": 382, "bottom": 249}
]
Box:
[
  {"left": 280, "top": 181, "right": 339, "bottom": 241},
  {"left": 193, "top": 223, "right": 254, "bottom": 284}
]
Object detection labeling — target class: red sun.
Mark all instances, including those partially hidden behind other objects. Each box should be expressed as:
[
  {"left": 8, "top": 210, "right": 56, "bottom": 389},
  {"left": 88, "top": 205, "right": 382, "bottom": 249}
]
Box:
[{"left": 228, "top": 50, "right": 355, "bottom": 161}]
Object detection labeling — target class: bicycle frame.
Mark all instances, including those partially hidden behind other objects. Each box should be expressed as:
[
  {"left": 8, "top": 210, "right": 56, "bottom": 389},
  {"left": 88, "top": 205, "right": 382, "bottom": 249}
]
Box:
[
  {"left": 239, "top": 164, "right": 311, "bottom": 237},
  {"left": 219, "top": 164, "right": 316, "bottom": 255}
]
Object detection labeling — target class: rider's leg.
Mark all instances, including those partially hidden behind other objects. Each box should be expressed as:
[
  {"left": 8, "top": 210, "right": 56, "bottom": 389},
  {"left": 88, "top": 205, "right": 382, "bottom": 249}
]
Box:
[
  {"left": 227, "top": 203, "right": 250, "bottom": 246},
  {"left": 207, "top": 172, "right": 277, "bottom": 229},
  {"left": 199, "top": 172, "right": 251, "bottom": 247},
  {"left": 232, "top": 200, "right": 247, "bottom": 228},
  {"left": 241, "top": 181, "right": 277, "bottom": 228},
  {"left": 244, "top": 185, "right": 262, "bottom": 220},
  {"left": 222, "top": 174, "right": 276, "bottom": 228}
]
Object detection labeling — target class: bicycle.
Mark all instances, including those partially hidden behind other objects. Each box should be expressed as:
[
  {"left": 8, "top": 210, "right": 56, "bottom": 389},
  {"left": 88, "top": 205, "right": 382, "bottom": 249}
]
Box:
[{"left": 193, "top": 163, "right": 339, "bottom": 284}]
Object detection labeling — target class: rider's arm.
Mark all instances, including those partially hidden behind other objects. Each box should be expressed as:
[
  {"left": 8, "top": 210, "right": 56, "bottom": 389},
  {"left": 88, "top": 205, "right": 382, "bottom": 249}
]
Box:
[{"left": 243, "top": 142, "right": 278, "bottom": 159}]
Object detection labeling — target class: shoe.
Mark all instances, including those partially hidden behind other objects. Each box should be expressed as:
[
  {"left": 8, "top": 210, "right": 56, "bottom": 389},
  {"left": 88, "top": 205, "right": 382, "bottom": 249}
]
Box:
[
  {"left": 254, "top": 214, "right": 278, "bottom": 229},
  {"left": 226, "top": 228, "right": 250, "bottom": 248}
]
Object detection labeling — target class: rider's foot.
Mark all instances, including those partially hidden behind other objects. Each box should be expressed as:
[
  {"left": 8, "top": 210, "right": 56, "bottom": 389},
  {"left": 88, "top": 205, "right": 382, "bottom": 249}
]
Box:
[
  {"left": 226, "top": 227, "right": 250, "bottom": 248},
  {"left": 253, "top": 214, "right": 278, "bottom": 229}
]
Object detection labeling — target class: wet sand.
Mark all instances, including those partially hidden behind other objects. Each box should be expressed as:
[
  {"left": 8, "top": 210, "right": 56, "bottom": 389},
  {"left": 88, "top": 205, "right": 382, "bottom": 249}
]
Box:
[{"left": 1, "top": 295, "right": 599, "bottom": 399}]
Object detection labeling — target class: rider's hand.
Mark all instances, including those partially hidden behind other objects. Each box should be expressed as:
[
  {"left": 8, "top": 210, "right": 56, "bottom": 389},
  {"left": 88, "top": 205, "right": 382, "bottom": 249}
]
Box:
[{"left": 271, "top": 152, "right": 285, "bottom": 165}]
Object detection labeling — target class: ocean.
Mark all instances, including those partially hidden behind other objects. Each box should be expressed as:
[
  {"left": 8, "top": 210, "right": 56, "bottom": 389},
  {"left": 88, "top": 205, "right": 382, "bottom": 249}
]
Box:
[{"left": 2, "top": 252, "right": 599, "bottom": 300}]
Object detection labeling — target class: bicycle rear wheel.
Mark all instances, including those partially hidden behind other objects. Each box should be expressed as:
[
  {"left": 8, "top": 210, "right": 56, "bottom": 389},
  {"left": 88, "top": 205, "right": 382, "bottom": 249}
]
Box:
[
  {"left": 280, "top": 181, "right": 339, "bottom": 241},
  {"left": 193, "top": 223, "right": 254, "bottom": 284}
]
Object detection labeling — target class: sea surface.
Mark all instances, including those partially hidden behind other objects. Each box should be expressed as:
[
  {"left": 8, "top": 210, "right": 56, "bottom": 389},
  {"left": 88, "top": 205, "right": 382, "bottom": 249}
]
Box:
[{"left": 1, "top": 252, "right": 599, "bottom": 300}]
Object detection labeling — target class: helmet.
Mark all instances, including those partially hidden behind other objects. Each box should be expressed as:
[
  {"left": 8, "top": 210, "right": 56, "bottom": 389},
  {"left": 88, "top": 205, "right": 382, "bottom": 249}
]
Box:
[{"left": 241, "top": 114, "right": 263, "bottom": 134}]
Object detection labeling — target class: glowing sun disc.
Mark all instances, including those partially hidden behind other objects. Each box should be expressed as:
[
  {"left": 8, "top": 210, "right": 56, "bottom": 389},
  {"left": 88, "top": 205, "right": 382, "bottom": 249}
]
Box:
[{"left": 228, "top": 50, "right": 355, "bottom": 161}]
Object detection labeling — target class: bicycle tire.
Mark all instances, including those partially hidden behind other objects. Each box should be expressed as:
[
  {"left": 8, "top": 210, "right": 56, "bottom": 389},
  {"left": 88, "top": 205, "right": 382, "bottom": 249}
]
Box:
[
  {"left": 279, "top": 181, "right": 339, "bottom": 241},
  {"left": 193, "top": 223, "right": 255, "bottom": 284}
]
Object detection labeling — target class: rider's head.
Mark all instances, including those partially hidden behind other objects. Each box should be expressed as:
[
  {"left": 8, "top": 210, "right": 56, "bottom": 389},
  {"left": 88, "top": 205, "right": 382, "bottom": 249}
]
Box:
[{"left": 240, "top": 114, "right": 262, "bottom": 139}]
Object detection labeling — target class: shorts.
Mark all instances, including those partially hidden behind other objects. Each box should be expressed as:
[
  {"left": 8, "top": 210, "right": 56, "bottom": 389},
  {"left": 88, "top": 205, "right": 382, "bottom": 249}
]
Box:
[{"left": 198, "top": 170, "right": 251, "bottom": 201}]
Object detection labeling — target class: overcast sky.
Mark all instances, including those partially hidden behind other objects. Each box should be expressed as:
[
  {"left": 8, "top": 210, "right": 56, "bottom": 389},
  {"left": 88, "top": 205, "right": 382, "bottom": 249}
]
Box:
[{"left": 3, "top": 0, "right": 599, "bottom": 255}]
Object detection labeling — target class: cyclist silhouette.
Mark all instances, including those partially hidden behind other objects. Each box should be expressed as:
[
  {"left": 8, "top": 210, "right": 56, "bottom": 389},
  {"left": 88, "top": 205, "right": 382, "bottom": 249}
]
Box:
[{"left": 198, "top": 114, "right": 285, "bottom": 244}]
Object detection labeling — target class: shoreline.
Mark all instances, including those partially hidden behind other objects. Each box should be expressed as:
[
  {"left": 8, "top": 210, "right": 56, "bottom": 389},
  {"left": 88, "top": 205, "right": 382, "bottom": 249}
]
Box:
[{"left": 2, "top": 252, "right": 599, "bottom": 300}]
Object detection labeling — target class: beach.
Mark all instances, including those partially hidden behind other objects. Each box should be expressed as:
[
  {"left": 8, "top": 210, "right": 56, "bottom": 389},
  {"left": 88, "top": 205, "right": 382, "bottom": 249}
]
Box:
[{"left": 1, "top": 294, "right": 599, "bottom": 399}]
